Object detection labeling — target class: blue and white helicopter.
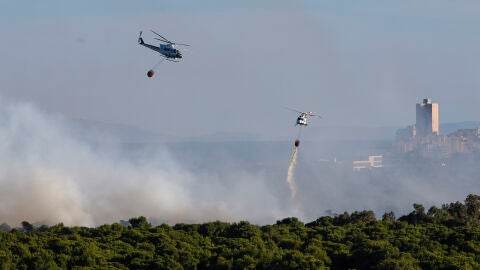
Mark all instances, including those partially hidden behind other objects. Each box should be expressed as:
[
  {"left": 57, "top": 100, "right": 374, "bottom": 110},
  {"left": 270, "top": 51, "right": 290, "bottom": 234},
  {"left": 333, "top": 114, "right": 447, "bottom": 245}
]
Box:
[
  {"left": 284, "top": 107, "right": 322, "bottom": 126},
  {"left": 138, "top": 30, "right": 189, "bottom": 77}
]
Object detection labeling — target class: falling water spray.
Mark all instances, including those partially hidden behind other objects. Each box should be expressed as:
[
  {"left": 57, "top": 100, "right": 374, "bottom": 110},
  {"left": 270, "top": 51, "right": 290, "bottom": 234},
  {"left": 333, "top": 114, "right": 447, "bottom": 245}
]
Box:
[{"left": 286, "top": 140, "right": 300, "bottom": 199}]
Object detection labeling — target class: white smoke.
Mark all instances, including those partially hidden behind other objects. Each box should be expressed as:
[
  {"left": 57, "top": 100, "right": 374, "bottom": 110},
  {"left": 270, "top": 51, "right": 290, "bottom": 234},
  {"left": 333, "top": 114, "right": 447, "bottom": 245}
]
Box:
[
  {"left": 2, "top": 99, "right": 476, "bottom": 228},
  {"left": 0, "top": 100, "right": 290, "bottom": 227}
]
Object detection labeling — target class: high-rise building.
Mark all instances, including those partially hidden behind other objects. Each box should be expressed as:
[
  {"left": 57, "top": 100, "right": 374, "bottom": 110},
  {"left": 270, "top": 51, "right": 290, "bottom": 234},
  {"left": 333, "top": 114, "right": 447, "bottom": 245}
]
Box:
[{"left": 416, "top": 98, "right": 439, "bottom": 136}]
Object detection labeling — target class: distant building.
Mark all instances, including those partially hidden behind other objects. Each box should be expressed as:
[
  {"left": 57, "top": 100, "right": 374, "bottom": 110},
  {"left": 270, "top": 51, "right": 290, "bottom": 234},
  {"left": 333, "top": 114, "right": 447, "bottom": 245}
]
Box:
[
  {"left": 353, "top": 155, "right": 383, "bottom": 171},
  {"left": 394, "top": 98, "right": 480, "bottom": 158},
  {"left": 416, "top": 98, "right": 439, "bottom": 136},
  {"left": 447, "top": 128, "right": 480, "bottom": 154},
  {"left": 396, "top": 125, "right": 416, "bottom": 141}
]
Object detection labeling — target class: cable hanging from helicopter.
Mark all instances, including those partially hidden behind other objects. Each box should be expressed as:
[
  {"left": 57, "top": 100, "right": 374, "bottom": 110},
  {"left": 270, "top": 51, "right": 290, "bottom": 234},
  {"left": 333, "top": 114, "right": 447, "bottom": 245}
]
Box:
[
  {"left": 138, "top": 30, "right": 190, "bottom": 78},
  {"left": 146, "top": 58, "right": 165, "bottom": 77}
]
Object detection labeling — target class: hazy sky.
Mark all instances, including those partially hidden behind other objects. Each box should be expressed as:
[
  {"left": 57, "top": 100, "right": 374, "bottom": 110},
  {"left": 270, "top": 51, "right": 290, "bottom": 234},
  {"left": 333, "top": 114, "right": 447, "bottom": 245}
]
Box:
[{"left": 1, "top": 0, "right": 480, "bottom": 140}]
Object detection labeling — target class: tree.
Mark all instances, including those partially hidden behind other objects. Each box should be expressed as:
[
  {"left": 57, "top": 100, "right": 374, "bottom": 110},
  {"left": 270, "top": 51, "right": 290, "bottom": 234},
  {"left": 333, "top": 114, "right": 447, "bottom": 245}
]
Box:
[
  {"left": 350, "top": 240, "right": 401, "bottom": 269},
  {"left": 306, "top": 216, "right": 333, "bottom": 227},
  {"left": 377, "top": 252, "right": 421, "bottom": 270},
  {"left": 349, "top": 210, "right": 376, "bottom": 224},
  {"left": 443, "top": 201, "right": 467, "bottom": 225},
  {"left": 427, "top": 206, "right": 451, "bottom": 224},
  {"left": 465, "top": 194, "right": 480, "bottom": 225},
  {"left": 128, "top": 216, "right": 151, "bottom": 230},
  {"left": 382, "top": 211, "right": 396, "bottom": 222},
  {"left": 225, "top": 221, "right": 260, "bottom": 239},
  {"left": 333, "top": 212, "right": 350, "bottom": 226},
  {"left": 398, "top": 204, "right": 429, "bottom": 224},
  {"left": 276, "top": 217, "right": 304, "bottom": 227},
  {"left": 21, "top": 221, "right": 34, "bottom": 232}
]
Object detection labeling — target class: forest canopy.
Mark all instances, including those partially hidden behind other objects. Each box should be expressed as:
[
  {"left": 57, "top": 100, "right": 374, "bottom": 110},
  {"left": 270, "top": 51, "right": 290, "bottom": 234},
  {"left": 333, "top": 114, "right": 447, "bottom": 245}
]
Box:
[{"left": 1, "top": 194, "right": 480, "bottom": 269}]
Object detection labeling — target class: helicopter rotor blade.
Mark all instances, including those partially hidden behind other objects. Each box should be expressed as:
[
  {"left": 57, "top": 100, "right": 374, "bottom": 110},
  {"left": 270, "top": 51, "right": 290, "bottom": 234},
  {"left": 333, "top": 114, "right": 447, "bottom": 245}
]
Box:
[
  {"left": 174, "top": 44, "right": 190, "bottom": 52},
  {"left": 151, "top": 30, "right": 189, "bottom": 46},
  {"left": 174, "top": 43, "right": 190, "bottom": 47},
  {"left": 154, "top": 37, "right": 172, "bottom": 43},
  {"left": 306, "top": 112, "right": 322, "bottom": 118},
  {"left": 283, "top": 106, "right": 304, "bottom": 114},
  {"left": 150, "top": 30, "right": 171, "bottom": 43},
  {"left": 154, "top": 38, "right": 189, "bottom": 47}
]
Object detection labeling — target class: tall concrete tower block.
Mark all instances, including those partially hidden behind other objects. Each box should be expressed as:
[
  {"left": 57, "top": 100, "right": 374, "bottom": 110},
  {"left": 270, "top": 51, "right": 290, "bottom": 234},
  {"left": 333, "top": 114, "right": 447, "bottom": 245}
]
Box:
[{"left": 416, "top": 98, "right": 439, "bottom": 136}]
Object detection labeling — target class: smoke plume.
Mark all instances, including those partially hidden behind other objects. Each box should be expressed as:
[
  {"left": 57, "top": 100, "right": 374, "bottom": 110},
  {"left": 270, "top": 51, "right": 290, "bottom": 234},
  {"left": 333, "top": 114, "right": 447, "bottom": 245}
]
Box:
[
  {"left": 1, "top": 99, "right": 479, "bottom": 228},
  {"left": 0, "top": 100, "right": 290, "bottom": 227}
]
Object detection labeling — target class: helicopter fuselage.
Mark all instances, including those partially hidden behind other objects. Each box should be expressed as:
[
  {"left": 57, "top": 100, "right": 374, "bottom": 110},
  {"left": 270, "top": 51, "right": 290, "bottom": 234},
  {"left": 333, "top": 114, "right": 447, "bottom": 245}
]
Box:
[
  {"left": 296, "top": 113, "right": 308, "bottom": 126},
  {"left": 139, "top": 37, "right": 182, "bottom": 59}
]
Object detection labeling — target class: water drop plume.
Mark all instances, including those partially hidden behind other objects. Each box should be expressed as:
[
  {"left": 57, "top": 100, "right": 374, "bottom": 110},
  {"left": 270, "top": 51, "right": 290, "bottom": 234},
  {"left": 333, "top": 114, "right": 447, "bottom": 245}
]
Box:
[{"left": 286, "top": 146, "right": 298, "bottom": 199}]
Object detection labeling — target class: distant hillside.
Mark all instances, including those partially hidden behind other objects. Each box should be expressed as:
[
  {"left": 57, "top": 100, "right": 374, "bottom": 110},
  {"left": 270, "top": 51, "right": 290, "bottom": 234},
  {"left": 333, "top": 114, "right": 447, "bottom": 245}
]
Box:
[
  {"left": 440, "top": 121, "right": 480, "bottom": 135},
  {"left": 65, "top": 118, "right": 167, "bottom": 143},
  {"left": 309, "top": 125, "right": 397, "bottom": 141},
  {"left": 183, "top": 131, "right": 261, "bottom": 142},
  {"left": 62, "top": 119, "right": 480, "bottom": 144}
]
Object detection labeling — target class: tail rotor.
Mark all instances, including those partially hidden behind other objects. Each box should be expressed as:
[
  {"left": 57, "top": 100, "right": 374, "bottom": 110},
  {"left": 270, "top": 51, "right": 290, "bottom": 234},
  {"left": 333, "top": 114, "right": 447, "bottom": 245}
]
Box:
[{"left": 138, "top": 31, "right": 144, "bottom": 45}]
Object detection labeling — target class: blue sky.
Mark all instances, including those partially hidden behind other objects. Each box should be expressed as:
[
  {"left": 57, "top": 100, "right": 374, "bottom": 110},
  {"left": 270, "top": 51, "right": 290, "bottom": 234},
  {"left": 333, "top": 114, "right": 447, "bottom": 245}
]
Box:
[{"left": 1, "top": 0, "right": 480, "bottom": 140}]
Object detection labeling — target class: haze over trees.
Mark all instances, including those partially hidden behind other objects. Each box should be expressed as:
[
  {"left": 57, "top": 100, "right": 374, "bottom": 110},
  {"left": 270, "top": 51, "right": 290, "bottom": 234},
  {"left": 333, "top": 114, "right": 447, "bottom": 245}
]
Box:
[{"left": 1, "top": 195, "right": 480, "bottom": 269}]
